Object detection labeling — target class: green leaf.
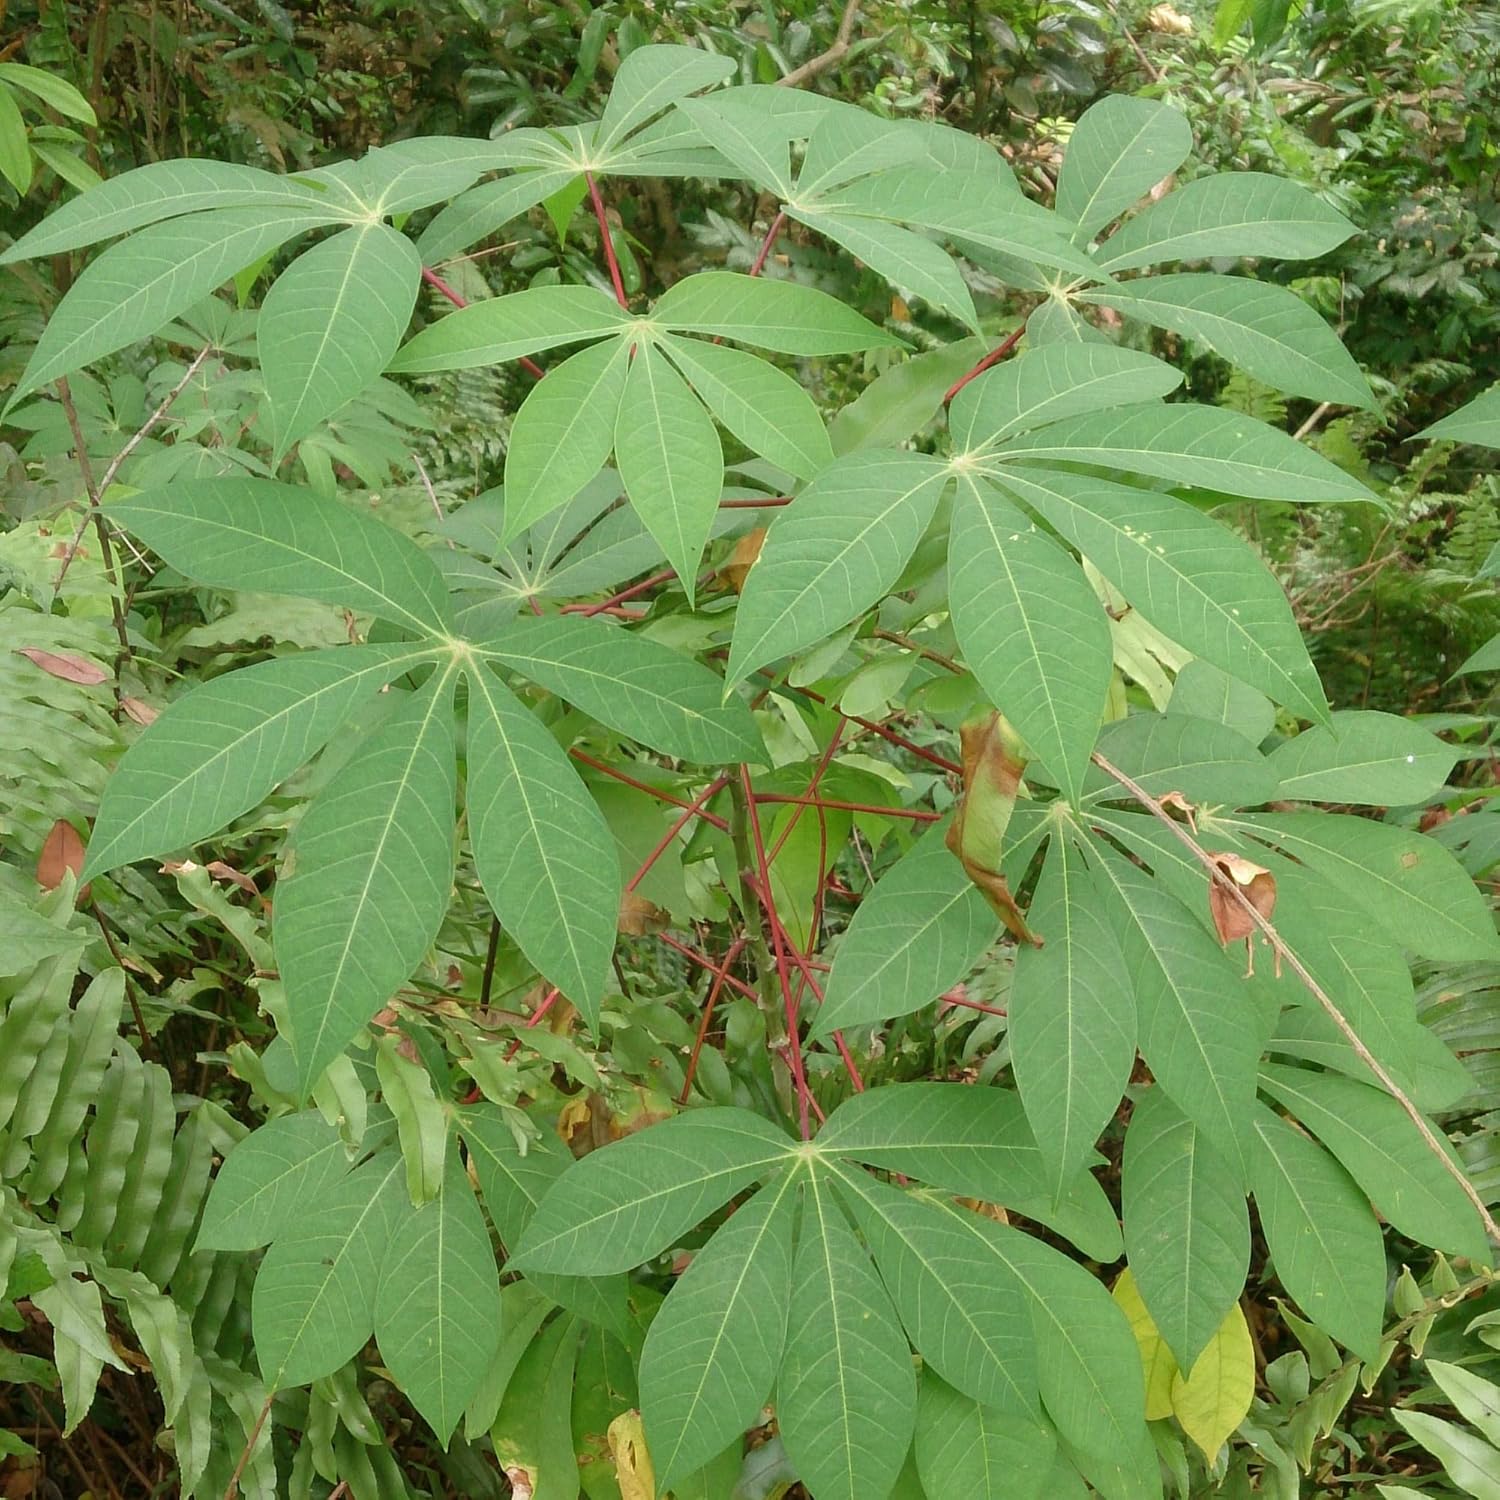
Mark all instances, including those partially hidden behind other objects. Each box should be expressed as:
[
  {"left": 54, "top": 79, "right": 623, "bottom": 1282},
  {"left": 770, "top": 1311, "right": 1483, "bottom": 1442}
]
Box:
[
  {"left": 0, "top": 891, "right": 85, "bottom": 975},
  {"left": 7, "top": 207, "right": 341, "bottom": 407},
  {"left": 0, "top": 85, "right": 31, "bottom": 195},
  {"left": 996, "top": 467, "right": 1330, "bottom": 722},
  {"left": 1258, "top": 1064, "right": 1489, "bottom": 1264},
  {"left": 915, "top": 1372, "right": 1057, "bottom": 1500},
  {"left": 1169, "top": 660, "right": 1275, "bottom": 745},
  {"left": 0, "top": 159, "right": 344, "bottom": 264},
  {"left": 491, "top": 1314, "right": 582, "bottom": 1500},
  {"left": 1266, "top": 711, "right": 1458, "bottom": 804},
  {"left": 110, "top": 479, "right": 452, "bottom": 637},
  {"left": 82, "top": 643, "right": 431, "bottom": 879},
  {"left": 1426, "top": 1361, "right": 1500, "bottom": 1448},
  {"left": 463, "top": 664, "right": 619, "bottom": 1029},
  {"left": 196, "top": 1111, "right": 351, "bottom": 1253},
  {"left": 993, "top": 404, "right": 1379, "bottom": 504},
  {"left": 251, "top": 1151, "right": 408, "bottom": 1387},
  {"left": 1123, "top": 1088, "right": 1249, "bottom": 1371},
  {"left": 614, "top": 340, "right": 724, "bottom": 599},
  {"left": 0, "top": 64, "right": 96, "bottom": 124},
  {"left": 389, "top": 284, "right": 632, "bottom": 373},
  {"left": 501, "top": 335, "right": 632, "bottom": 539},
  {"left": 675, "top": 95, "right": 795, "bottom": 197},
  {"left": 598, "top": 45, "right": 734, "bottom": 150},
  {"left": 1088, "top": 842, "right": 1258, "bottom": 1179},
  {"left": 1170, "top": 1302, "right": 1254, "bottom": 1462},
  {"left": 276, "top": 669, "right": 458, "bottom": 1089},
  {"left": 660, "top": 331, "right": 833, "bottom": 481},
  {"left": 1393, "top": 1408, "right": 1500, "bottom": 1497},
  {"left": 1056, "top": 96, "right": 1193, "bottom": 241},
  {"left": 830, "top": 338, "right": 989, "bottom": 455},
  {"left": 1419, "top": 382, "right": 1500, "bottom": 448},
  {"left": 375, "top": 1033, "right": 447, "bottom": 1205},
  {"left": 726, "top": 450, "right": 949, "bottom": 687},
  {"left": 1086, "top": 713, "right": 1279, "bottom": 807},
  {"left": 653, "top": 271, "right": 904, "bottom": 355},
  {"left": 1239, "top": 812, "right": 1500, "bottom": 961},
  {"left": 951, "top": 343, "right": 1183, "bottom": 452},
  {"left": 510, "top": 1108, "right": 792, "bottom": 1275},
  {"left": 479, "top": 614, "right": 760, "bottom": 763},
  {"left": 375, "top": 1150, "right": 503, "bottom": 1444},
  {"left": 797, "top": 105, "right": 927, "bottom": 197},
  {"left": 949, "top": 476, "right": 1110, "bottom": 802},
  {"left": 814, "top": 820, "right": 996, "bottom": 1036},
  {"left": 640, "top": 1170, "right": 797, "bottom": 1486},
  {"left": 1247, "top": 1106, "right": 1384, "bottom": 1360},
  {"left": 417, "top": 168, "right": 579, "bottom": 264},
  {"left": 779, "top": 1172, "right": 918, "bottom": 1500},
  {"left": 1080, "top": 275, "right": 1374, "bottom": 410},
  {"left": 261, "top": 222, "right": 421, "bottom": 456},
  {"left": 1010, "top": 835, "right": 1134, "bottom": 1198},
  {"left": 1095, "top": 172, "right": 1360, "bottom": 273}
]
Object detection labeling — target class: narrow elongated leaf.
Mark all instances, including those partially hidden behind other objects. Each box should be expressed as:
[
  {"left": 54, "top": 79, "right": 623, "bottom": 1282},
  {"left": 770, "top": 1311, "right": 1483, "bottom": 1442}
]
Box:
[
  {"left": 640, "top": 1170, "right": 797, "bottom": 1485},
  {"left": 1258, "top": 1064, "right": 1489, "bottom": 1264},
  {"left": 779, "top": 1173, "right": 917, "bottom": 1500},
  {"left": 375, "top": 1151, "right": 503, "bottom": 1444},
  {"left": 0, "top": 892, "right": 83, "bottom": 975},
  {"left": 1419, "top": 382, "right": 1500, "bottom": 447},
  {"left": 388, "top": 285, "right": 631, "bottom": 373},
  {"left": 1247, "top": 1106, "right": 1384, "bottom": 1360},
  {"left": 949, "top": 476, "right": 1109, "bottom": 801},
  {"left": 510, "top": 1108, "right": 793, "bottom": 1274},
  {"left": 110, "top": 480, "right": 452, "bottom": 636},
  {"left": 464, "top": 665, "right": 619, "bottom": 1028},
  {"left": 597, "top": 45, "right": 734, "bottom": 150},
  {"left": 1095, "top": 172, "right": 1359, "bottom": 273},
  {"left": 815, "top": 821, "right": 996, "bottom": 1036},
  {"left": 994, "top": 404, "right": 1379, "bottom": 503},
  {"left": 1088, "top": 842, "right": 1258, "bottom": 1179},
  {"left": 8, "top": 207, "right": 340, "bottom": 406},
  {"left": 83, "top": 643, "right": 431, "bottom": 879},
  {"left": 501, "top": 335, "right": 632, "bottom": 539},
  {"left": 726, "top": 450, "right": 949, "bottom": 686},
  {"left": 277, "top": 670, "right": 459, "bottom": 1089},
  {"left": 797, "top": 105, "right": 927, "bottom": 196},
  {"left": 1393, "top": 1408, "right": 1500, "bottom": 1496},
  {"left": 1122, "top": 1088, "right": 1249, "bottom": 1371},
  {"left": 1010, "top": 835, "right": 1134, "bottom": 1197},
  {"left": 480, "top": 615, "right": 759, "bottom": 763},
  {"left": 0, "top": 86, "right": 29, "bottom": 193},
  {"left": 1085, "top": 713, "right": 1278, "bottom": 807},
  {"left": 1267, "top": 711, "right": 1457, "bottom": 804},
  {"left": 251, "top": 1151, "right": 408, "bottom": 1388},
  {"left": 951, "top": 343, "right": 1182, "bottom": 451},
  {"left": 652, "top": 271, "right": 903, "bottom": 355},
  {"left": 1081, "top": 275, "right": 1374, "bottom": 410},
  {"left": 660, "top": 331, "right": 833, "bottom": 480},
  {"left": 915, "top": 1372, "right": 1056, "bottom": 1500},
  {"left": 262, "top": 222, "right": 421, "bottom": 455},
  {"left": 417, "top": 168, "right": 579, "bottom": 263},
  {"left": 614, "top": 340, "right": 723, "bottom": 598},
  {"left": 1056, "top": 96, "right": 1193, "bottom": 240},
  {"left": 491, "top": 1314, "right": 582, "bottom": 1500},
  {"left": 675, "top": 95, "right": 795, "bottom": 197},
  {"left": 996, "top": 467, "right": 1329, "bottom": 722}
]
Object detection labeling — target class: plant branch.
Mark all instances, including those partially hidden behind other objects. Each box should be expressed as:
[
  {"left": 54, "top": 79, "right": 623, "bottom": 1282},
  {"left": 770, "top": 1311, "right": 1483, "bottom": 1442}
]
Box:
[
  {"left": 568, "top": 749, "right": 731, "bottom": 830},
  {"left": 749, "top": 210, "right": 787, "bottom": 277},
  {"left": 777, "top": 0, "right": 862, "bottom": 87},
  {"left": 943, "top": 323, "right": 1026, "bottom": 404},
  {"left": 222, "top": 1392, "right": 273, "bottom": 1500},
  {"left": 628, "top": 775, "right": 731, "bottom": 894},
  {"left": 753, "top": 792, "right": 940, "bottom": 822},
  {"left": 681, "top": 934, "right": 749, "bottom": 1103},
  {"left": 420, "top": 265, "right": 545, "bottom": 379},
  {"left": 1090, "top": 748, "right": 1500, "bottom": 1245},
  {"left": 586, "top": 172, "right": 630, "bottom": 310}
]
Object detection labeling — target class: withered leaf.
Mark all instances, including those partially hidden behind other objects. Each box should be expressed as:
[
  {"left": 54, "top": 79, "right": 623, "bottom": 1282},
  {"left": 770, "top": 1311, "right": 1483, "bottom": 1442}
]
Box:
[
  {"left": 120, "top": 696, "right": 160, "bottom": 726},
  {"left": 1207, "top": 851, "right": 1277, "bottom": 975},
  {"left": 718, "top": 526, "right": 765, "bottom": 594},
  {"left": 607, "top": 1411, "right": 657, "bottom": 1500},
  {"left": 37, "top": 819, "right": 88, "bottom": 902},
  {"left": 15, "top": 648, "right": 109, "bottom": 686},
  {"left": 618, "top": 890, "right": 670, "bottom": 936}
]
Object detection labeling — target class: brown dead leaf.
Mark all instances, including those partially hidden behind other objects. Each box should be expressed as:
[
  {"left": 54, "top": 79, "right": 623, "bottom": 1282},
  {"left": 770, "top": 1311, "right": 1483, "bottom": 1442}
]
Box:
[
  {"left": 718, "top": 526, "right": 765, "bottom": 593},
  {"left": 204, "top": 860, "right": 258, "bottom": 896},
  {"left": 1146, "top": 3, "right": 1193, "bottom": 33},
  {"left": 891, "top": 295, "right": 911, "bottom": 322},
  {"left": 37, "top": 819, "right": 88, "bottom": 902},
  {"left": 15, "top": 647, "right": 109, "bottom": 685},
  {"left": 503, "top": 1468, "right": 535, "bottom": 1500},
  {"left": 120, "top": 696, "right": 159, "bottom": 726},
  {"left": 608, "top": 1411, "right": 657, "bottom": 1500},
  {"left": 1158, "top": 790, "right": 1197, "bottom": 830},
  {"left": 557, "top": 1096, "right": 593, "bottom": 1144},
  {"left": 618, "top": 890, "right": 669, "bottom": 935},
  {"left": 1207, "top": 852, "right": 1277, "bottom": 975}
]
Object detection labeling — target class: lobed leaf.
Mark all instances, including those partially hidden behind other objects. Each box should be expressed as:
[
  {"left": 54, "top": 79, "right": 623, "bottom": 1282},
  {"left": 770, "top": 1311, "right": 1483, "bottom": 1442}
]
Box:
[{"left": 1056, "top": 96, "right": 1194, "bottom": 241}]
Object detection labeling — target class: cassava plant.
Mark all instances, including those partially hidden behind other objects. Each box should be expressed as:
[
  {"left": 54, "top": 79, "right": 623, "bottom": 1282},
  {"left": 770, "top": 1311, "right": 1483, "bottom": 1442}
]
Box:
[{"left": 3, "top": 41, "right": 1499, "bottom": 1500}]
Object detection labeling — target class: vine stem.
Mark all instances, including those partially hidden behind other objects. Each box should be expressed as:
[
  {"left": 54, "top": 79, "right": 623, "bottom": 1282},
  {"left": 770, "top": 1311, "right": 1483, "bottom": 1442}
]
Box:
[
  {"left": 222, "top": 1392, "right": 273, "bottom": 1500},
  {"left": 1090, "top": 748, "right": 1500, "bottom": 1245},
  {"left": 420, "top": 265, "right": 545, "bottom": 379},
  {"left": 586, "top": 172, "right": 630, "bottom": 311},
  {"left": 943, "top": 322, "right": 1026, "bottom": 404}
]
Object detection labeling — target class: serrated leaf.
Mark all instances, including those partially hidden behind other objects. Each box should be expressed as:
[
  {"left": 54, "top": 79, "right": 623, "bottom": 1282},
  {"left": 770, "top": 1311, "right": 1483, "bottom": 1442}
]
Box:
[
  {"left": 510, "top": 1108, "right": 792, "bottom": 1275},
  {"left": 949, "top": 476, "right": 1110, "bottom": 801},
  {"left": 1057, "top": 96, "right": 1193, "bottom": 241},
  {"left": 726, "top": 450, "right": 949, "bottom": 686},
  {"left": 276, "top": 669, "right": 459, "bottom": 1090},
  {"left": 375, "top": 1150, "right": 503, "bottom": 1444},
  {"left": 262, "top": 222, "right": 421, "bottom": 456},
  {"left": 1085, "top": 712, "right": 1278, "bottom": 807},
  {"left": 1080, "top": 275, "right": 1374, "bottom": 410},
  {"left": 417, "top": 167, "right": 579, "bottom": 264},
  {"left": 641, "top": 1169, "right": 797, "bottom": 1485},
  {"left": 1010, "top": 835, "right": 1134, "bottom": 1198},
  {"left": 779, "top": 1173, "right": 917, "bottom": 1500},
  {"left": 1096, "top": 172, "right": 1360, "bottom": 273},
  {"left": 1267, "top": 711, "right": 1458, "bottom": 804},
  {"left": 1122, "top": 1088, "right": 1249, "bottom": 1371},
  {"left": 110, "top": 479, "right": 452, "bottom": 636},
  {"left": 597, "top": 45, "right": 734, "bottom": 151},
  {"left": 1419, "top": 382, "right": 1500, "bottom": 448},
  {"left": 1170, "top": 1302, "right": 1254, "bottom": 1460},
  {"left": 660, "top": 331, "right": 833, "bottom": 480},
  {"left": 996, "top": 467, "right": 1330, "bottom": 722},
  {"left": 1247, "top": 1106, "right": 1384, "bottom": 1360},
  {"left": 614, "top": 340, "right": 723, "bottom": 599},
  {"left": 914, "top": 1371, "right": 1056, "bottom": 1500},
  {"left": 83, "top": 643, "right": 431, "bottom": 879},
  {"left": 464, "top": 664, "right": 619, "bottom": 1029}
]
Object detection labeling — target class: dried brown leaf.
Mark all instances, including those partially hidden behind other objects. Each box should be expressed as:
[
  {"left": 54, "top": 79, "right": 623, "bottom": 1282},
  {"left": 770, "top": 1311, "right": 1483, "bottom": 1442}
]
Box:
[
  {"left": 120, "top": 696, "right": 159, "bottom": 726},
  {"left": 15, "top": 648, "right": 109, "bottom": 685},
  {"left": 37, "top": 819, "right": 88, "bottom": 901},
  {"left": 718, "top": 526, "right": 765, "bottom": 593},
  {"left": 618, "top": 890, "right": 669, "bottom": 935}
]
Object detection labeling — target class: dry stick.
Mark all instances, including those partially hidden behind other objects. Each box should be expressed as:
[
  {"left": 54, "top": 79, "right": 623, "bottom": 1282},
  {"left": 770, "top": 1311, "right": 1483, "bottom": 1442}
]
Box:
[
  {"left": 586, "top": 172, "right": 631, "bottom": 311},
  {"left": 1293, "top": 400, "right": 1336, "bottom": 442},
  {"left": 89, "top": 901, "right": 152, "bottom": 1052},
  {"left": 1090, "top": 747, "right": 1500, "bottom": 1245},
  {"left": 222, "top": 1392, "right": 274, "bottom": 1500},
  {"left": 421, "top": 264, "right": 546, "bottom": 379},
  {"left": 777, "top": 0, "right": 862, "bottom": 87}
]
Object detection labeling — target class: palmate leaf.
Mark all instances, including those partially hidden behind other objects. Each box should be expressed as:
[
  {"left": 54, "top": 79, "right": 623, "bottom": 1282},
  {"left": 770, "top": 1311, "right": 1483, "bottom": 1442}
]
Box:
[
  {"left": 417, "top": 167, "right": 579, "bottom": 265},
  {"left": 1055, "top": 95, "right": 1193, "bottom": 241},
  {"left": 1267, "top": 710, "right": 1459, "bottom": 804},
  {"left": 914, "top": 1373, "right": 1056, "bottom": 1500},
  {"left": 1418, "top": 381, "right": 1500, "bottom": 448},
  {"left": 275, "top": 669, "right": 459, "bottom": 1090},
  {"left": 596, "top": 43, "right": 735, "bottom": 151},
  {"left": 675, "top": 94, "right": 795, "bottom": 197},
  {"left": 1082, "top": 713, "right": 1279, "bottom": 807},
  {"left": 949, "top": 476, "right": 1111, "bottom": 802}
]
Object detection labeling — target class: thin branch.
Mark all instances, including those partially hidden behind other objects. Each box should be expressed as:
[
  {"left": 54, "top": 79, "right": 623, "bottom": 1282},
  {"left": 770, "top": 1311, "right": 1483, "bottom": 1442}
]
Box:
[
  {"left": 1091, "top": 748, "right": 1500, "bottom": 1245},
  {"left": 943, "top": 323, "right": 1026, "bottom": 404},
  {"left": 421, "top": 265, "right": 545, "bottom": 379},
  {"left": 1293, "top": 400, "right": 1336, "bottom": 442},
  {"left": 749, "top": 210, "right": 787, "bottom": 277},
  {"left": 627, "top": 775, "right": 731, "bottom": 894},
  {"left": 586, "top": 173, "right": 631, "bottom": 310},
  {"left": 753, "top": 792, "right": 940, "bottom": 822},
  {"left": 778, "top": 0, "right": 862, "bottom": 87},
  {"left": 222, "top": 1392, "right": 273, "bottom": 1500},
  {"left": 681, "top": 935, "right": 749, "bottom": 1103},
  {"left": 569, "top": 749, "right": 731, "bottom": 831},
  {"left": 872, "top": 627, "right": 963, "bottom": 675}
]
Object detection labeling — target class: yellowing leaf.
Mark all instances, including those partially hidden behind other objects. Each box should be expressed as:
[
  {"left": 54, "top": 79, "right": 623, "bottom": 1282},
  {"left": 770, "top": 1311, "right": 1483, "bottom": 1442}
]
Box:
[
  {"left": 1170, "top": 1301, "right": 1254, "bottom": 1460},
  {"left": 1112, "top": 1267, "right": 1179, "bottom": 1420},
  {"left": 608, "top": 1409, "right": 657, "bottom": 1500}
]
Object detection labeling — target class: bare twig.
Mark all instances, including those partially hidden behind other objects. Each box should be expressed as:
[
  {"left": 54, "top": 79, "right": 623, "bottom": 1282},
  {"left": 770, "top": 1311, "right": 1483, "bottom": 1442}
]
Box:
[
  {"left": 777, "top": 0, "right": 862, "bottom": 87},
  {"left": 222, "top": 1392, "right": 273, "bottom": 1500},
  {"left": 1293, "top": 400, "right": 1336, "bottom": 442}
]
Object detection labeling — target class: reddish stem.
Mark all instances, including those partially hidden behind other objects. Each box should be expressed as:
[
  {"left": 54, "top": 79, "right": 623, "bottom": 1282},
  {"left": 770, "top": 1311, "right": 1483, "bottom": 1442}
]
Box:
[
  {"left": 940, "top": 988, "right": 1007, "bottom": 1018},
  {"left": 749, "top": 210, "right": 788, "bottom": 277},
  {"left": 766, "top": 721, "right": 845, "bottom": 865},
  {"left": 719, "top": 496, "right": 793, "bottom": 509},
  {"left": 786, "top": 685, "right": 963, "bottom": 776},
  {"left": 627, "top": 776, "right": 731, "bottom": 895},
  {"left": 658, "top": 931, "right": 762, "bottom": 1002},
  {"left": 753, "top": 792, "right": 940, "bottom": 822},
  {"left": 567, "top": 568, "right": 677, "bottom": 618},
  {"left": 586, "top": 173, "right": 630, "bottom": 311},
  {"left": 570, "top": 750, "right": 731, "bottom": 831},
  {"left": 943, "top": 323, "right": 1025, "bottom": 404},
  {"left": 420, "top": 265, "right": 545, "bottom": 380},
  {"left": 680, "top": 935, "right": 749, "bottom": 1104}
]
